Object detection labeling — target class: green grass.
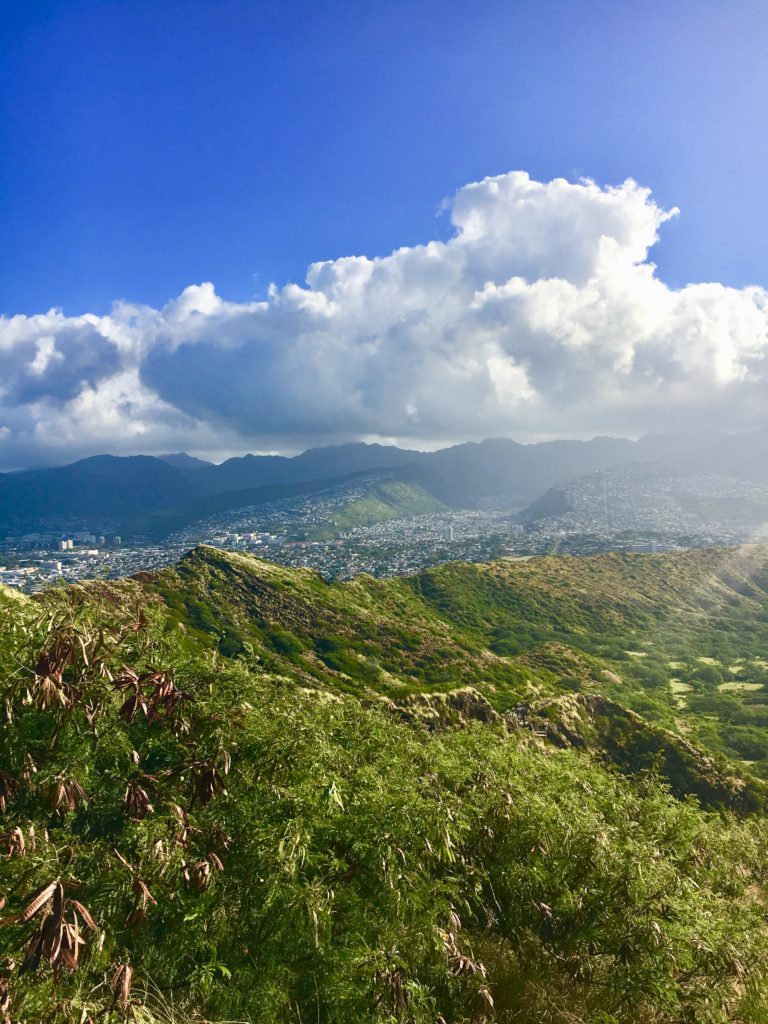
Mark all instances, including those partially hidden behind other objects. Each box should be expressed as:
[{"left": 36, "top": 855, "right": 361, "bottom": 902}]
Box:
[
  {"left": 123, "top": 544, "right": 768, "bottom": 772},
  {"left": 307, "top": 480, "right": 444, "bottom": 538},
  {"left": 5, "top": 545, "right": 768, "bottom": 1021}
]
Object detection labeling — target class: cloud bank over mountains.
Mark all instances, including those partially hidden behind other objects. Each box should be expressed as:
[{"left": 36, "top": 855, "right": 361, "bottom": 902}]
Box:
[{"left": 1, "top": 171, "right": 767, "bottom": 468}]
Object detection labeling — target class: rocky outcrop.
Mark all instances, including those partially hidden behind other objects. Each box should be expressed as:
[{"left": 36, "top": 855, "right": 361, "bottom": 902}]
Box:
[{"left": 527, "top": 693, "right": 768, "bottom": 815}]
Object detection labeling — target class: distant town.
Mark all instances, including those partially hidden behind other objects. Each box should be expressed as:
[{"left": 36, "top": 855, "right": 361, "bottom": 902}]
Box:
[{"left": 2, "top": 464, "right": 767, "bottom": 594}]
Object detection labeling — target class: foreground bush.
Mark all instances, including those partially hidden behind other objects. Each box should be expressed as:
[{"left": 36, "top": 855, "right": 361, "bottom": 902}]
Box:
[{"left": 2, "top": 599, "right": 768, "bottom": 1022}]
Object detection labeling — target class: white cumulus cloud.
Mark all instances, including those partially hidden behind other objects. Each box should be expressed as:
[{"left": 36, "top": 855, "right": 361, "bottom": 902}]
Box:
[{"left": 1, "top": 170, "right": 767, "bottom": 468}]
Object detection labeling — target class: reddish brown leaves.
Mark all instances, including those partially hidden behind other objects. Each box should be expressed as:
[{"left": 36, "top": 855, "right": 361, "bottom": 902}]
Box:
[
  {"left": 82, "top": 701, "right": 100, "bottom": 729},
  {"left": 115, "top": 668, "right": 189, "bottom": 728},
  {"left": 46, "top": 778, "right": 87, "bottom": 814},
  {"left": 33, "top": 634, "right": 79, "bottom": 709},
  {"left": 34, "top": 635, "right": 76, "bottom": 684},
  {"left": 19, "top": 881, "right": 59, "bottom": 924},
  {"left": 193, "top": 765, "right": 227, "bottom": 805},
  {"left": 119, "top": 692, "right": 149, "bottom": 724},
  {"left": 0, "top": 976, "right": 11, "bottom": 1024},
  {"left": 210, "top": 825, "right": 233, "bottom": 851},
  {"left": 111, "top": 962, "right": 134, "bottom": 1006},
  {"left": 125, "top": 908, "right": 148, "bottom": 930},
  {"left": 8, "top": 880, "right": 98, "bottom": 975},
  {"left": 190, "top": 756, "right": 230, "bottom": 807},
  {"left": 2, "top": 827, "right": 26, "bottom": 858},
  {"left": 22, "top": 753, "right": 37, "bottom": 785},
  {"left": 112, "top": 666, "right": 139, "bottom": 690},
  {"left": 123, "top": 779, "right": 155, "bottom": 819},
  {"left": 132, "top": 879, "right": 157, "bottom": 908},
  {"left": 438, "top": 923, "right": 490, "bottom": 989},
  {"left": 30, "top": 623, "right": 119, "bottom": 715},
  {"left": 68, "top": 900, "right": 97, "bottom": 932}
]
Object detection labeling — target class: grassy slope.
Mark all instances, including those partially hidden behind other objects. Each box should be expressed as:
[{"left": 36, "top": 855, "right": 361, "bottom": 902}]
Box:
[
  {"left": 68, "top": 544, "right": 761, "bottom": 792},
  {"left": 126, "top": 476, "right": 361, "bottom": 539},
  {"left": 141, "top": 546, "right": 530, "bottom": 701},
  {"left": 0, "top": 582, "right": 32, "bottom": 609},
  {"left": 138, "top": 543, "right": 768, "bottom": 682},
  {"left": 149, "top": 546, "right": 768, "bottom": 772},
  {"left": 406, "top": 547, "right": 768, "bottom": 655},
  {"left": 127, "top": 477, "right": 442, "bottom": 542},
  {"left": 309, "top": 479, "right": 445, "bottom": 538},
  {"left": 404, "top": 547, "right": 768, "bottom": 770},
  {"left": 6, "top": 547, "right": 768, "bottom": 1021}
]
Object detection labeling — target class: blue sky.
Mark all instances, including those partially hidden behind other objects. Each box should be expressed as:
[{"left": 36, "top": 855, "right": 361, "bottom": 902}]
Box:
[
  {"left": 1, "top": 0, "right": 767, "bottom": 467},
  {"left": 1, "top": 0, "right": 767, "bottom": 316}
]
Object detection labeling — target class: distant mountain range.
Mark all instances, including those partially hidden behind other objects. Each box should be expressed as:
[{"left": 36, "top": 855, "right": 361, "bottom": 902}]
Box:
[{"left": 1, "top": 430, "right": 767, "bottom": 538}]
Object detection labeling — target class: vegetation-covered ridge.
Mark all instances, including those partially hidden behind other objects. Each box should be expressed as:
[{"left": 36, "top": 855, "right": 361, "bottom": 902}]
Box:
[
  {"left": 4, "top": 545, "right": 768, "bottom": 1022},
  {"left": 132, "top": 544, "right": 768, "bottom": 776},
  {"left": 306, "top": 479, "right": 445, "bottom": 539}
]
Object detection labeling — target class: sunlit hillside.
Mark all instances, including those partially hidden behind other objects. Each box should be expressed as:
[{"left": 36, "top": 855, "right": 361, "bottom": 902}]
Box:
[{"left": 4, "top": 546, "right": 768, "bottom": 1021}]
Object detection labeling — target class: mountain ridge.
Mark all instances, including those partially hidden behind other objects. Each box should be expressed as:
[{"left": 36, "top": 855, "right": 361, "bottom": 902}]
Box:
[{"left": 3, "top": 429, "right": 768, "bottom": 537}]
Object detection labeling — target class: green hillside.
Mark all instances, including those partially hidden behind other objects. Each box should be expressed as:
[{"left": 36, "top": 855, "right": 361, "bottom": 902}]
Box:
[
  {"left": 308, "top": 479, "right": 445, "bottom": 538},
  {"left": 127, "top": 476, "right": 362, "bottom": 539},
  {"left": 143, "top": 544, "right": 768, "bottom": 777},
  {"left": 128, "top": 477, "right": 442, "bottom": 541},
  {"left": 4, "top": 547, "right": 768, "bottom": 1022}
]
